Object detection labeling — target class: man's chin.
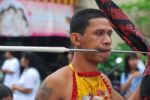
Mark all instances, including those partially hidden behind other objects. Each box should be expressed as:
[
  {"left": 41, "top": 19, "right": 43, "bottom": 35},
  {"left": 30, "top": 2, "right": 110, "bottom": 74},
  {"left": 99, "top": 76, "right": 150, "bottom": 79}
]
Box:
[
  {"left": 98, "top": 57, "right": 109, "bottom": 63},
  {"left": 98, "top": 53, "right": 110, "bottom": 63},
  {"left": 98, "top": 51, "right": 111, "bottom": 58}
]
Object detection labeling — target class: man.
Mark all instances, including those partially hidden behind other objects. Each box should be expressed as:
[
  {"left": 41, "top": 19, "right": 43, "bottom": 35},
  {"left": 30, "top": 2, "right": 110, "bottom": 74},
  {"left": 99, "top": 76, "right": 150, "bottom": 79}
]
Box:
[
  {"left": 0, "top": 51, "right": 20, "bottom": 88},
  {"left": 35, "top": 9, "right": 123, "bottom": 100}
]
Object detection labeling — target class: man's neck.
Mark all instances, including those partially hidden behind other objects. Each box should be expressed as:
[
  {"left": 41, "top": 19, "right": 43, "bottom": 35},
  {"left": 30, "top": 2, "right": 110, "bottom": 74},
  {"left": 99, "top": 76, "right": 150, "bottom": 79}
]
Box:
[{"left": 71, "top": 53, "right": 99, "bottom": 72}]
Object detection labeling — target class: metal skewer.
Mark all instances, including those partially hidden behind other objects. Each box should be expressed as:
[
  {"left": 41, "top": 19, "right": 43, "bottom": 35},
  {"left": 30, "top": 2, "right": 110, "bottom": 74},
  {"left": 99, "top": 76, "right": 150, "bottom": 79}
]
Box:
[
  {"left": 110, "top": 50, "right": 148, "bottom": 54},
  {"left": 0, "top": 46, "right": 148, "bottom": 54}
]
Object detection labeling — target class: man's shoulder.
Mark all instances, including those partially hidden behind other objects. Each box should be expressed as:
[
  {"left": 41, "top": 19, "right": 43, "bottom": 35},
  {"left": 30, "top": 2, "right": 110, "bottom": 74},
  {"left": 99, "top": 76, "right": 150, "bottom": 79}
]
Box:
[
  {"left": 49, "top": 65, "right": 72, "bottom": 78},
  {"left": 44, "top": 66, "right": 72, "bottom": 87},
  {"left": 35, "top": 66, "right": 72, "bottom": 99}
]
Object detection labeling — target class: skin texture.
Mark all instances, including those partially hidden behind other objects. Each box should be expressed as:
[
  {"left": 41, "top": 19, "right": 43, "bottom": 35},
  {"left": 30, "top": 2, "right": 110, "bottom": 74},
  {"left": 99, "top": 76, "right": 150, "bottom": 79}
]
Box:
[
  {"left": 35, "top": 66, "right": 73, "bottom": 100},
  {"left": 35, "top": 18, "right": 124, "bottom": 100},
  {"left": 35, "top": 80, "right": 53, "bottom": 100}
]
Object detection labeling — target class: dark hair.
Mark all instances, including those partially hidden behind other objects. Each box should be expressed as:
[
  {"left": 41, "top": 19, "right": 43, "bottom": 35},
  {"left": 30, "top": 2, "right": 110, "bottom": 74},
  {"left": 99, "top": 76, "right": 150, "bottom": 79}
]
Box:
[
  {"left": 0, "top": 84, "right": 13, "bottom": 99},
  {"left": 21, "top": 52, "right": 41, "bottom": 68},
  {"left": 70, "top": 9, "right": 108, "bottom": 35},
  {"left": 124, "top": 53, "right": 138, "bottom": 78},
  {"left": 21, "top": 52, "right": 47, "bottom": 80}
]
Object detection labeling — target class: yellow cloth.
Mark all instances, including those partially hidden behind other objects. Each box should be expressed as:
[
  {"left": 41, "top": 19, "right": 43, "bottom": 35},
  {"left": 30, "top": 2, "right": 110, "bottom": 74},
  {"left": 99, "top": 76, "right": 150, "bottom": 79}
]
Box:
[{"left": 69, "top": 63, "right": 111, "bottom": 100}]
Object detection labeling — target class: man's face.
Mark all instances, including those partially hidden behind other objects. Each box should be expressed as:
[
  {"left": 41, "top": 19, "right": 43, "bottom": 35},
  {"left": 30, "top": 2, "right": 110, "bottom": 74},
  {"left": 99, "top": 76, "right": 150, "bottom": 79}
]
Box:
[{"left": 76, "top": 18, "right": 112, "bottom": 63}]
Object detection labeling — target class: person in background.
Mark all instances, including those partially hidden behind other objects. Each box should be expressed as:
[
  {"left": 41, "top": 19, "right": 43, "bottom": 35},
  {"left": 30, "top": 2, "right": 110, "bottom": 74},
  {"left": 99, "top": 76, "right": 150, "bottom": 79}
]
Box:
[
  {"left": 12, "top": 52, "right": 41, "bottom": 100},
  {"left": 0, "top": 83, "right": 13, "bottom": 100},
  {"left": 0, "top": 51, "right": 20, "bottom": 88},
  {"left": 120, "top": 53, "right": 143, "bottom": 99},
  {"left": 136, "top": 53, "right": 145, "bottom": 74}
]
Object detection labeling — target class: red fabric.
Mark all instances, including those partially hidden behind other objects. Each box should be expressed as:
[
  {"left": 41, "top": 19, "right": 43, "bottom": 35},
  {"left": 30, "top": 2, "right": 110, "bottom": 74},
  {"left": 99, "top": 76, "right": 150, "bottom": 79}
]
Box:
[
  {"left": 71, "top": 72, "right": 77, "bottom": 100},
  {"left": 77, "top": 72, "right": 100, "bottom": 77}
]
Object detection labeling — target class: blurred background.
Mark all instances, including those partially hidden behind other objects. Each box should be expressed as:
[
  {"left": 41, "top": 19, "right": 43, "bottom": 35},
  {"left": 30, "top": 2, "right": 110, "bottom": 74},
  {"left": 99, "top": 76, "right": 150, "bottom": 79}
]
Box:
[{"left": 0, "top": 0, "right": 149, "bottom": 99}]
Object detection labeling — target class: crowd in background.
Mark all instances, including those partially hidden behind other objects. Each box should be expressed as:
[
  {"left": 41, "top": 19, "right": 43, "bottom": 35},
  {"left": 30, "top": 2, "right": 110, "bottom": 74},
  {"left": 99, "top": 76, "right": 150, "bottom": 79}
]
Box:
[
  {"left": 0, "top": 51, "right": 41, "bottom": 100},
  {"left": 120, "top": 53, "right": 145, "bottom": 99}
]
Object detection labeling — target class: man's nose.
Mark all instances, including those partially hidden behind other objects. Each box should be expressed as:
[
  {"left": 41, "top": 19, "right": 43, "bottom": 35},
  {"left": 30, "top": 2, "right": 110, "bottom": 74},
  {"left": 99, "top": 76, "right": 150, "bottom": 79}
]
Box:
[{"left": 103, "top": 34, "right": 112, "bottom": 46}]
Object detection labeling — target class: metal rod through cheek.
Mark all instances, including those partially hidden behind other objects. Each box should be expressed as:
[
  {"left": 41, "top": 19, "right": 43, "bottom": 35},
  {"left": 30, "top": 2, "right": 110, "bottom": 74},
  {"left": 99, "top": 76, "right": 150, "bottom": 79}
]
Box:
[{"left": 0, "top": 46, "right": 148, "bottom": 54}]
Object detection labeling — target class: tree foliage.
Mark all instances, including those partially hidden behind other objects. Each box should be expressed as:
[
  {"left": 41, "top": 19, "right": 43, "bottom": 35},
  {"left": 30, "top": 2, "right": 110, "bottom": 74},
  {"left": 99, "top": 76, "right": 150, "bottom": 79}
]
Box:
[{"left": 121, "top": 0, "right": 150, "bottom": 30}]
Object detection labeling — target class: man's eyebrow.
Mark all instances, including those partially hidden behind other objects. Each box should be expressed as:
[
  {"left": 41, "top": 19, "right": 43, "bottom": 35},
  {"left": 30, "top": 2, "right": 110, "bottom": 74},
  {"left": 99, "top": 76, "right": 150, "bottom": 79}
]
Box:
[
  {"left": 93, "top": 29, "right": 105, "bottom": 32},
  {"left": 93, "top": 29, "right": 113, "bottom": 33}
]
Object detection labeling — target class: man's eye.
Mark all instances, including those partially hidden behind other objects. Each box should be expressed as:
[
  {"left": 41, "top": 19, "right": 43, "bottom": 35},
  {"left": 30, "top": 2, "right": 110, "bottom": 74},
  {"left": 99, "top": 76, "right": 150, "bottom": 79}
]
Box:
[
  {"left": 95, "top": 32, "right": 103, "bottom": 36},
  {"left": 107, "top": 31, "right": 112, "bottom": 36}
]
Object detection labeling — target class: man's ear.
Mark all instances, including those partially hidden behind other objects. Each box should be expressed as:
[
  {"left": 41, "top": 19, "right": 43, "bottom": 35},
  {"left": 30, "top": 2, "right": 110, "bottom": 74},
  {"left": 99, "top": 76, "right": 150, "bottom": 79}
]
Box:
[{"left": 70, "top": 33, "right": 82, "bottom": 47}]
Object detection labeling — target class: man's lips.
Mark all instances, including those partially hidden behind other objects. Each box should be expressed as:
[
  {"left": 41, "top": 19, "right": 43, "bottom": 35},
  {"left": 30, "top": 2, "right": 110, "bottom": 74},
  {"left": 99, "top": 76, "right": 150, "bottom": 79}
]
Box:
[{"left": 96, "top": 48, "right": 111, "bottom": 53}]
